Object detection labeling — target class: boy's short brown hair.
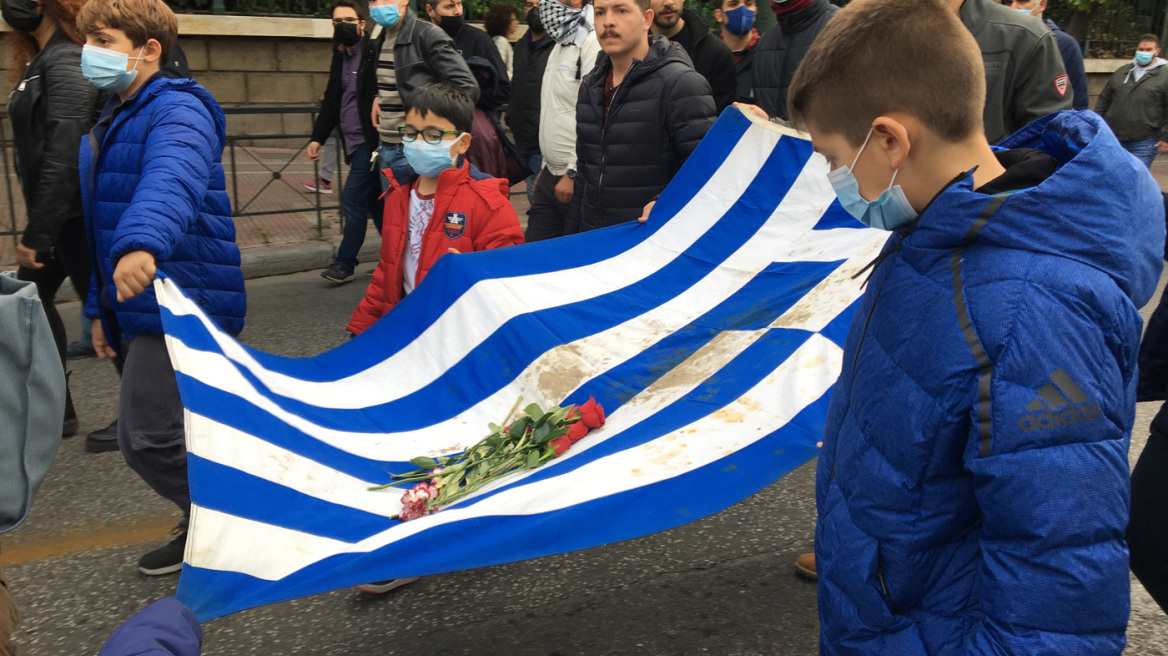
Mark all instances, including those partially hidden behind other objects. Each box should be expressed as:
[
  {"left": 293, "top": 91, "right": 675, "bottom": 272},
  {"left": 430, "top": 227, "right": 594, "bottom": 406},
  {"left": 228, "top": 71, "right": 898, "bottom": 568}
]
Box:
[
  {"left": 787, "top": 0, "right": 984, "bottom": 146},
  {"left": 78, "top": 0, "right": 179, "bottom": 63}
]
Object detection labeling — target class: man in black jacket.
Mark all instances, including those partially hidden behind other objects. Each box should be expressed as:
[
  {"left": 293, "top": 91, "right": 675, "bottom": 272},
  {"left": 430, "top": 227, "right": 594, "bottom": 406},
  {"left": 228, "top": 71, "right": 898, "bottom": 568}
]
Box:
[
  {"left": 649, "top": 0, "right": 735, "bottom": 112},
  {"left": 750, "top": 0, "right": 836, "bottom": 120},
  {"left": 506, "top": 0, "right": 555, "bottom": 202},
  {"left": 566, "top": 0, "right": 716, "bottom": 233},
  {"left": 425, "top": 0, "right": 512, "bottom": 109},
  {"left": 311, "top": 0, "right": 384, "bottom": 284}
]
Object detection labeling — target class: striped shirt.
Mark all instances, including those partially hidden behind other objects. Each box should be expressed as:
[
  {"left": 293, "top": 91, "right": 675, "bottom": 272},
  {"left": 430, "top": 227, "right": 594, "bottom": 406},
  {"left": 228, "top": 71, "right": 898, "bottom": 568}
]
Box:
[{"left": 377, "top": 25, "right": 406, "bottom": 144}]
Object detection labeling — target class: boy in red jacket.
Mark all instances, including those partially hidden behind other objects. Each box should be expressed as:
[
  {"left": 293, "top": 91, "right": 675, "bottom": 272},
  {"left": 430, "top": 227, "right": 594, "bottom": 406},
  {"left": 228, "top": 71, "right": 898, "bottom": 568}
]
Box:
[{"left": 348, "top": 82, "right": 524, "bottom": 335}]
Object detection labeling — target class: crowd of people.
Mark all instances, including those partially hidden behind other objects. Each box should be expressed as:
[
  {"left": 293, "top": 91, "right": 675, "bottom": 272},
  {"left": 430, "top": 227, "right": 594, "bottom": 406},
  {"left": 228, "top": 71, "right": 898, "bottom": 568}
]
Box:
[{"left": 2, "top": 0, "right": 1168, "bottom": 652}]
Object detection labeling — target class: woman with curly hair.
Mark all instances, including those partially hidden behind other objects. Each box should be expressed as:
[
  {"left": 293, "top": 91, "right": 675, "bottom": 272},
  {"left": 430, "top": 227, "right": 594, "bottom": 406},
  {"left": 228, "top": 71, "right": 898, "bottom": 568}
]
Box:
[
  {"left": 2, "top": 0, "right": 103, "bottom": 443},
  {"left": 484, "top": 2, "right": 521, "bottom": 79}
]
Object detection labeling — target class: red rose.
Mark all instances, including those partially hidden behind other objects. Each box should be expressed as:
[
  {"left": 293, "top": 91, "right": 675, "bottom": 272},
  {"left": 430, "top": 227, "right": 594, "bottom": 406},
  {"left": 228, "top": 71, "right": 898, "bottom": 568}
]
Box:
[
  {"left": 578, "top": 397, "right": 606, "bottom": 429},
  {"left": 566, "top": 420, "right": 589, "bottom": 443},
  {"left": 548, "top": 435, "right": 571, "bottom": 457}
]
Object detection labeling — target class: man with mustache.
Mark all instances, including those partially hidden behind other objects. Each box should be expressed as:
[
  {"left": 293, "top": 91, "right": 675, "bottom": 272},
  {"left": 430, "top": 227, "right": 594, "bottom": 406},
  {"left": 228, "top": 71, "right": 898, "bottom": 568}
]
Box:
[{"left": 565, "top": 0, "right": 716, "bottom": 233}]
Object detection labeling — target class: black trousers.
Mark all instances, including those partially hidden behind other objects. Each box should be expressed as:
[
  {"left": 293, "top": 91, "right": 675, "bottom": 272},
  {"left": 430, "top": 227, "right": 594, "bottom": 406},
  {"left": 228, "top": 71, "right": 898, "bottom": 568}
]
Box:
[
  {"left": 525, "top": 167, "right": 573, "bottom": 243},
  {"left": 1130, "top": 400, "right": 1168, "bottom": 614},
  {"left": 15, "top": 217, "right": 91, "bottom": 368}
]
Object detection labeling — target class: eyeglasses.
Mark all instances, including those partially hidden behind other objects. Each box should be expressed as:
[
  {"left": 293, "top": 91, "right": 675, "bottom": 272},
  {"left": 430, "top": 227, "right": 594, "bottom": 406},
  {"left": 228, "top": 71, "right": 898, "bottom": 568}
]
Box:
[
  {"left": 398, "top": 126, "right": 462, "bottom": 144},
  {"left": 332, "top": 17, "right": 361, "bottom": 24}
]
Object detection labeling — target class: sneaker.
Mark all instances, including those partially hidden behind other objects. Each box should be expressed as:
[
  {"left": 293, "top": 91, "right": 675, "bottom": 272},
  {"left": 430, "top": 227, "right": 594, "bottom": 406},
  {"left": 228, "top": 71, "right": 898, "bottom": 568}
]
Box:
[
  {"left": 301, "top": 178, "right": 333, "bottom": 194},
  {"left": 356, "top": 577, "right": 420, "bottom": 594},
  {"left": 85, "top": 420, "right": 119, "bottom": 453},
  {"left": 66, "top": 339, "right": 96, "bottom": 359},
  {"left": 320, "top": 263, "right": 355, "bottom": 284},
  {"left": 795, "top": 552, "right": 816, "bottom": 581},
  {"left": 138, "top": 531, "right": 187, "bottom": 576}
]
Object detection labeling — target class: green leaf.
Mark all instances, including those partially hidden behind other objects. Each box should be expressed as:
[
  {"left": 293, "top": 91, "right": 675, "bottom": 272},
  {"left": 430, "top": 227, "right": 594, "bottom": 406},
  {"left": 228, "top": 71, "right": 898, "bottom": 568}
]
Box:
[
  {"left": 532, "top": 422, "right": 553, "bottom": 444},
  {"left": 523, "top": 403, "right": 545, "bottom": 421},
  {"left": 409, "top": 456, "right": 438, "bottom": 469},
  {"left": 508, "top": 418, "right": 531, "bottom": 439},
  {"left": 549, "top": 407, "right": 572, "bottom": 426},
  {"left": 526, "top": 450, "right": 540, "bottom": 469}
]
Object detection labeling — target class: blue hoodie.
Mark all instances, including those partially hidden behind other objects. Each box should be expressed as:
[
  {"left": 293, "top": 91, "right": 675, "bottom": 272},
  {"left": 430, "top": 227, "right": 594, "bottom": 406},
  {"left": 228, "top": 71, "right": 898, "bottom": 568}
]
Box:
[
  {"left": 816, "top": 110, "right": 1163, "bottom": 655},
  {"left": 81, "top": 75, "right": 246, "bottom": 347}
]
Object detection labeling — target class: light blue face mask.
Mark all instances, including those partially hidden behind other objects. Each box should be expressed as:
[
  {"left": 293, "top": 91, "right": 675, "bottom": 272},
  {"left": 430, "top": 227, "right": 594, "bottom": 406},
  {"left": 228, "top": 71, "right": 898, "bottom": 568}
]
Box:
[
  {"left": 826, "top": 127, "right": 918, "bottom": 231},
  {"left": 404, "top": 134, "right": 465, "bottom": 177},
  {"left": 81, "top": 45, "right": 145, "bottom": 93},
  {"left": 370, "top": 2, "right": 400, "bottom": 27},
  {"left": 1136, "top": 51, "right": 1155, "bottom": 66},
  {"left": 1014, "top": 7, "right": 1033, "bottom": 15}
]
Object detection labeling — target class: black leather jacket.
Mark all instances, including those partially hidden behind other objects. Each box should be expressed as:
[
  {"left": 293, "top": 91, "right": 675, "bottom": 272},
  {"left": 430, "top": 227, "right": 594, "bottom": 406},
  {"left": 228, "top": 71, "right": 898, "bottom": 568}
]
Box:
[
  {"left": 374, "top": 10, "right": 479, "bottom": 105},
  {"left": 8, "top": 31, "right": 102, "bottom": 252}
]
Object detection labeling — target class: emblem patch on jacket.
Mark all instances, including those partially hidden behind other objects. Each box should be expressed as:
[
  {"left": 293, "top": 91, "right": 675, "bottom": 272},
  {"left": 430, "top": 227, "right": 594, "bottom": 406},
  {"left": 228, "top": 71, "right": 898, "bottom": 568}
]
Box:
[
  {"left": 1018, "top": 368, "right": 1101, "bottom": 432},
  {"left": 444, "top": 212, "right": 466, "bottom": 239},
  {"left": 1053, "top": 74, "right": 1069, "bottom": 98}
]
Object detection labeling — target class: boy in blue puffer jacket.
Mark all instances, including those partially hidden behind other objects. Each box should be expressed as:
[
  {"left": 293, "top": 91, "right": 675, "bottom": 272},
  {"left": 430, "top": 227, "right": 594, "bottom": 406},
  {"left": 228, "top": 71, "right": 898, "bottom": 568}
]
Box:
[
  {"left": 77, "top": 0, "right": 246, "bottom": 577},
  {"left": 784, "top": 0, "right": 1163, "bottom": 654}
]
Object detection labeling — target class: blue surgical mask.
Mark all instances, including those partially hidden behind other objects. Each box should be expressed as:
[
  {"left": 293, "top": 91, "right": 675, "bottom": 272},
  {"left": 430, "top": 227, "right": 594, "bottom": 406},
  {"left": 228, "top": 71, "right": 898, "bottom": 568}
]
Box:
[
  {"left": 1136, "top": 51, "right": 1155, "bottom": 66},
  {"left": 826, "top": 127, "right": 918, "bottom": 231},
  {"left": 81, "top": 45, "right": 145, "bottom": 93},
  {"left": 1014, "top": 7, "right": 1033, "bottom": 15},
  {"left": 370, "top": 3, "right": 400, "bottom": 27},
  {"left": 723, "top": 5, "right": 755, "bottom": 36},
  {"left": 404, "top": 134, "right": 466, "bottom": 177}
]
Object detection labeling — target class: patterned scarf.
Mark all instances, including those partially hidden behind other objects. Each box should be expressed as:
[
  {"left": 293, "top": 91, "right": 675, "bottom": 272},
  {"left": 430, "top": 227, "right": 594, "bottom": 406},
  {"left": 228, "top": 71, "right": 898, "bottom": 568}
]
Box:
[{"left": 539, "top": 0, "right": 595, "bottom": 47}]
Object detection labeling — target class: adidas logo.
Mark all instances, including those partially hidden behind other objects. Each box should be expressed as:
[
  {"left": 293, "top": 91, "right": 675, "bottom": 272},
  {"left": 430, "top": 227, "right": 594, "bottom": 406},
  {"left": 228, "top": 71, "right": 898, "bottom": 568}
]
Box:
[{"left": 1018, "top": 368, "right": 1102, "bottom": 432}]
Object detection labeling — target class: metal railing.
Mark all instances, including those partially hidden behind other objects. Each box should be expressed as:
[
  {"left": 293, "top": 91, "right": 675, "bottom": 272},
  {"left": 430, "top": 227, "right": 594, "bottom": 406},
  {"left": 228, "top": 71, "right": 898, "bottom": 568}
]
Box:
[{"left": 0, "top": 105, "right": 347, "bottom": 268}]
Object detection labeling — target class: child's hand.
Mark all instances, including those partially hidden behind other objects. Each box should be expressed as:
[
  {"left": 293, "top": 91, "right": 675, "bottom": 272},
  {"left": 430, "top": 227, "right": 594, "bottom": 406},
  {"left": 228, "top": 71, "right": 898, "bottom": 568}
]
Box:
[
  {"left": 113, "top": 250, "right": 157, "bottom": 302},
  {"left": 448, "top": 248, "right": 460, "bottom": 254},
  {"left": 91, "top": 319, "right": 118, "bottom": 360},
  {"left": 307, "top": 141, "right": 322, "bottom": 162}
]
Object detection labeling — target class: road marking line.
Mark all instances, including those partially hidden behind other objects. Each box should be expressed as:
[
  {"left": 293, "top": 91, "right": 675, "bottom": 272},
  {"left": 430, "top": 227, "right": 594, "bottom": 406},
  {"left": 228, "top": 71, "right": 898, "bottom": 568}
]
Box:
[{"left": 0, "top": 512, "right": 182, "bottom": 567}]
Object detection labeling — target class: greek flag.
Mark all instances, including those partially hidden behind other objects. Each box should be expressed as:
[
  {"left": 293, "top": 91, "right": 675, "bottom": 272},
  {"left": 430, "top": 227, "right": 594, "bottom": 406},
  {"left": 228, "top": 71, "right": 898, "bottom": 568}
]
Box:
[{"left": 157, "top": 108, "right": 888, "bottom": 621}]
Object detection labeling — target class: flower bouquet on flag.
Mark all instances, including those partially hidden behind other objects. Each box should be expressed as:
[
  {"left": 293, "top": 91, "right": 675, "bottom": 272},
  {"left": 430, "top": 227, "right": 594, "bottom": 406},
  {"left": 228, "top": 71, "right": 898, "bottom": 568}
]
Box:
[{"left": 375, "top": 397, "right": 607, "bottom": 521}]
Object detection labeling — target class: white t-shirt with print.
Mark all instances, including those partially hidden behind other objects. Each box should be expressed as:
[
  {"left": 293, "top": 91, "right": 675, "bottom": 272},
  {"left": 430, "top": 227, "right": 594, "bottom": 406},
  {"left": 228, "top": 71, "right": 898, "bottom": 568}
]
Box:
[{"left": 403, "top": 187, "right": 435, "bottom": 294}]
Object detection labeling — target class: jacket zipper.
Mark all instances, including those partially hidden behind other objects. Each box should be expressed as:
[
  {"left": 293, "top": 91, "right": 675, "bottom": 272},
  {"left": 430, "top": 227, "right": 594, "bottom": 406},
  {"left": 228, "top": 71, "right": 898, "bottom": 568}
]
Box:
[
  {"left": 597, "top": 61, "right": 638, "bottom": 219},
  {"left": 876, "top": 559, "right": 899, "bottom": 615},
  {"left": 827, "top": 238, "right": 898, "bottom": 485}
]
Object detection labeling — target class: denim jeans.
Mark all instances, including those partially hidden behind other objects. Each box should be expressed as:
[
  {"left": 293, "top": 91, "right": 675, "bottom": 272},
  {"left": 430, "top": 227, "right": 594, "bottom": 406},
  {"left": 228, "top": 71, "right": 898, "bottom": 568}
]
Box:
[
  {"left": 525, "top": 153, "right": 542, "bottom": 205},
  {"left": 1121, "top": 138, "right": 1159, "bottom": 169},
  {"left": 335, "top": 142, "right": 384, "bottom": 269},
  {"left": 378, "top": 143, "right": 411, "bottom": 192}
]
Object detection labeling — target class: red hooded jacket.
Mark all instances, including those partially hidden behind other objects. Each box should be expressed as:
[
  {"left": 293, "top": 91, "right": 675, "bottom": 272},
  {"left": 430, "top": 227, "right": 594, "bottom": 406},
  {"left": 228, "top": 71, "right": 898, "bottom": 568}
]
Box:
[{"left": 348, "top": 163, "right": 524, "bottom": 335}]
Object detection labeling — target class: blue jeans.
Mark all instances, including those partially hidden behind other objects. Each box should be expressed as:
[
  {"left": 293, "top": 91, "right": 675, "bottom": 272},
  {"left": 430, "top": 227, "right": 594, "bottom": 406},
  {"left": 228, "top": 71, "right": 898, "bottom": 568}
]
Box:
[
  {"left": 335, "top": 142, "right": 384, "bottom": 269},
  {"left": 378, "top": 143, "right": 411, "bottom": 192},
  {"left": 1122, "top": 138, "right": 1159, "bottom": 170},
  {"left": 525, "top": 153, "right": 542, "bottom": 205}
]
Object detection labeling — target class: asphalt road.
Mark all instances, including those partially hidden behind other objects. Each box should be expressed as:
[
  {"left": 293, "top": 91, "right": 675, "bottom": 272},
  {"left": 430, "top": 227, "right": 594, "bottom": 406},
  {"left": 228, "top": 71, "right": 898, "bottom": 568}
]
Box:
[{"left": 2, "top": 269, "right": 1166, "bottom": 655}]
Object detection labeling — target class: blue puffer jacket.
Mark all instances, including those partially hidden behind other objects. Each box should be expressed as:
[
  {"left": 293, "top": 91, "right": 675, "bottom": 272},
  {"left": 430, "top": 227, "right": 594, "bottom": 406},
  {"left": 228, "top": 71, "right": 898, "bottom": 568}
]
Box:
[
  {"left": 816, "top": 111, "right": 1164, "bottom": 655},
  {"left": 81, "top": 75, "right": 245, "bottom": 345},
  {"left": 97, "top": 597, "right": 202, "bottom": 656}
]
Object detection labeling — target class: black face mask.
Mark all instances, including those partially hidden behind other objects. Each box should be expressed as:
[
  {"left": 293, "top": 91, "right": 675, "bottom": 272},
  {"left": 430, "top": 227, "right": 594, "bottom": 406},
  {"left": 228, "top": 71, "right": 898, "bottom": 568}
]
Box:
[
  {"left": 332, "top": 21, "right": 362, "bottom": 47},
  {"left": 438, "top": 13, "right": 464, "bottom": 37},
  {"left": 1, "top": 0, "right": 42, "bottom": 33},
  {"left": 525, "top": 7, "right": 543, "bottom": 34}
]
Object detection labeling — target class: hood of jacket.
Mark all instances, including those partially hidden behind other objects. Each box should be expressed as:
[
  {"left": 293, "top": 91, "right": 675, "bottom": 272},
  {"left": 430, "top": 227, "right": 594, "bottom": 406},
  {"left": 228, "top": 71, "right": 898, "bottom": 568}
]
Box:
[
  {"left": 117, "top": 75, "right": 227, "bottom": 152},
  {"left": 594, "top": 34, "right": 696, "bottom": 83},
  {"left": 910, "top": 110, "right": 1163, "bottom": 309},
  {"left": 778, "top": 0, "right": 831, "bottom": 32}
]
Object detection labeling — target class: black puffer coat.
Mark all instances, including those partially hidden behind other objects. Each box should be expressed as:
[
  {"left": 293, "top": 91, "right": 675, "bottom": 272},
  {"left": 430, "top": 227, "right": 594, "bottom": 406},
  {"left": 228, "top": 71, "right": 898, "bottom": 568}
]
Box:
[
  {"left": 8, "top": 31, "right": 101, "bottom": 252},
  {"left": 568, "top": 35, "right": 715, "bottom": 233},
  {"left": 750, "top": 0, "right": 836, "bottom": 120}
]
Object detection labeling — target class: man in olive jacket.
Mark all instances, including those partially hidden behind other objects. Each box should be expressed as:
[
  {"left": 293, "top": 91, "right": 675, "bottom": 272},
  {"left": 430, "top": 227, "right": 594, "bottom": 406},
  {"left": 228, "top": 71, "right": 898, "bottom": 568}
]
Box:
[{"left": 1097, "top": 34, "right": 1168, "bottom": 169}]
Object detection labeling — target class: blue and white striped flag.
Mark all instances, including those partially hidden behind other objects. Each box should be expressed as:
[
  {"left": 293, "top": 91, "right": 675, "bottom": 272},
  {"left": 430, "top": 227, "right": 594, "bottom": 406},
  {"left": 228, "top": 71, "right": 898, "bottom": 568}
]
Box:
[{"left": 157, "top": 108, "right": 888, "bottom": 621}]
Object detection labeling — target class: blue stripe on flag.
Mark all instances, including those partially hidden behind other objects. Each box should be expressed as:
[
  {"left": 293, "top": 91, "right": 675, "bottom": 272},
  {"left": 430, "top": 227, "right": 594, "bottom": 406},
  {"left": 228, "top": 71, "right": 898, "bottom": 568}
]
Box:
[{"left": 188, "top": 454, "right": 397, "bottom": 542}]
